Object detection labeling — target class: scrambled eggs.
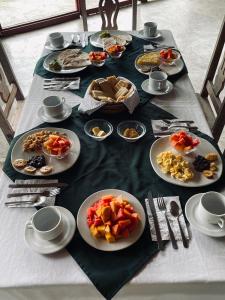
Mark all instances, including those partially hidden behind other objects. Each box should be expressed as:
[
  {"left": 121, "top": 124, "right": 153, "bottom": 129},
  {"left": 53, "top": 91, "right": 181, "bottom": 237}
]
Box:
[{"left": 156, "top": 151, "right": 194, "bottom": 182}]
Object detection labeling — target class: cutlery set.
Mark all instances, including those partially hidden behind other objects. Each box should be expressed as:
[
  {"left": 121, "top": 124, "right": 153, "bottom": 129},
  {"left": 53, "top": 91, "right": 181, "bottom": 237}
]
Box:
[
  {"left": 43, "top": 78, "right": 80, "bottom": 91},
  {"left": 145, "top": 192, "right": 189, "bottom": 250},
  {"left": 5, "top": 182, "right": 67, "bottom": 207},
  {"left": 152, "top": 119, "right": 198, "bottom": 136}
]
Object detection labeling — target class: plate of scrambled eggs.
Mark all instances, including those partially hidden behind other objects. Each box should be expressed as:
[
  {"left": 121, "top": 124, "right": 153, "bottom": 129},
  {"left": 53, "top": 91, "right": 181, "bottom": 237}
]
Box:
[{"left": 150, "top": 136, "right": 223, "bottom": 187}]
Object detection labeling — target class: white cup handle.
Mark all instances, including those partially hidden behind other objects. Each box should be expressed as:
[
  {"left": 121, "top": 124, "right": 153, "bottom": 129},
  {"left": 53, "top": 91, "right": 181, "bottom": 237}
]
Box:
[
  {"left": 218, "top": 218, "right": 225, "bottom": 228},
  {"left": 26, "top": 220, "right": 33, "bottom": 230}
]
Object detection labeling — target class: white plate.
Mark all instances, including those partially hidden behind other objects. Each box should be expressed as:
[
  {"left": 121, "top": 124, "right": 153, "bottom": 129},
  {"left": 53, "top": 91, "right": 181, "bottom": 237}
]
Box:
[
  {"left": 150, "top": 136, "right": 223, "bottom": 187},
  {"left": 45, "top": 40, "right": 71, "bottom": 51},
  {"left": 138, "top": 30, "right": 162, "bottom": 40},
  {"left": 135, "top": 54, "right": 184, "bottom": 76},
  {"left": 38, "top": 104, "right": 72, "bottom": 123},
  {"left": 11, "top": 127, "right": 80, "bottom": 176},
  {"left": 43, "top": 52, "right": 87, "bottom": 74},
  {"left": 141, "top": 79, "right": 173, "bottom": 95},
  {"left": 90, "top": 30, "right": 132, "bottom": 48},
  {"left": 25, "top": 206, "right": 76, "bottom": 254},
  {"left": 77, "top": 189, "right": 146, "bottom": 251},
  {"left": 185, "top": 193, "right": 225, "bottom": 237}
]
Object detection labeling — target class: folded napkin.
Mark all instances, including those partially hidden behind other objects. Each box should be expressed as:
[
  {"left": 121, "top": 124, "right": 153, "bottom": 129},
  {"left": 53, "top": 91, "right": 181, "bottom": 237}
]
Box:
[
  {"left": 151, "top": 119, "right": 197, "bottom": 137},
  {"left": 78, "top": 76, "right": 140, "bottom": 115},
  {"left": 7, "top": 179, "right": 58, "bottom": 207},
  {"left": 146, "top": 196, "right": 189, "bottom": 241}
]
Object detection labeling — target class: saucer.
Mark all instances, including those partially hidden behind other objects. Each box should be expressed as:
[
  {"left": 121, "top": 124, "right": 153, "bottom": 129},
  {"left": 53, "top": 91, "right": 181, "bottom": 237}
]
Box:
[
  {"left": 38, "top": 104, "right": 72, "bottom": 123},
  {"left": 138, "top": 30, "right": 162, "bottom": 40},
  {"left": 185, "top": 193, "right": 225, "bottom": 237},
  {"left": 45, "top": 40, "right": 71, "bottom": 51},
  {"left": 160, "top": 58, "right": 184, "bottom": 76},
  {"left": 141, "top": 79, "right": 173, "bottom": 95},
  {"left": 25, "top": 206, "right": 76, "bottom": 254}
]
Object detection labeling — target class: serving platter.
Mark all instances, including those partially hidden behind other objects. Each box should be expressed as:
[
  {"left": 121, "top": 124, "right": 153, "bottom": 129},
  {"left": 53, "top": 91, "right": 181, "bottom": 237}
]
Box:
[
  {"left": 43, "top": 51, "right": 88, "bottom": 74},
  {"left": 77, "top": 189, "right": 146, "bottom": 251},
  {"left": 150, "top": 136, "right": 223, "bottom": 187},
  {"left": 135, "top": 52, "right": 184, "bottom": 76},
  {"left": 11, "top": 127, "right": 80, "bottom": 176},
  {"left": 90, "top": 30, "right": 132, "bottom": 49}
]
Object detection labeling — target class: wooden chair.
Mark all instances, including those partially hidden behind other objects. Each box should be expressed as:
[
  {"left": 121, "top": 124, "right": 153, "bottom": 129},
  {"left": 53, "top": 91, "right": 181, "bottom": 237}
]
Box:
[
  {"left": 0, "top": 63, "right": 20, "bottom": 143},
  {"left": 197, "top": 16, "right": 225, "bottom": 146},
  {"left": 80, "top": 0, "right": 138, "bottom": 31}
]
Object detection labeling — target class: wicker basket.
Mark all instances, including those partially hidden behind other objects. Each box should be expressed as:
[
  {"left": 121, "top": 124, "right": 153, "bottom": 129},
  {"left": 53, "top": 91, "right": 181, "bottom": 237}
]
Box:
[{"left": 99, "top": 102, "right": 127, "bottom": 114}]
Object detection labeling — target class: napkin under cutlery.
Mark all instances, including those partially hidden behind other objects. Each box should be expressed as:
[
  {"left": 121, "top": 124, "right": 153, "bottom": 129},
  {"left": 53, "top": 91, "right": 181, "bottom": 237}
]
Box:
[
  {"left": 78, "top": 76, "right": 140, "bottom": 115},
  {"left": 151, "top": 119, "right": 197, "bottom": 137},
  {"left": 146, "top": 196, "right": 189, "bottom": 241},
  {"left": 6, "top": 179, "right": 58, "bottom": 207}
]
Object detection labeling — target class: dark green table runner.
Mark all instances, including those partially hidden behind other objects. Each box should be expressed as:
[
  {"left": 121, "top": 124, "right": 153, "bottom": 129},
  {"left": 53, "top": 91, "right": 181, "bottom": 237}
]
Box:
[
  {"left": 34, "top": 35, "right": 188, "bottom": 102},
  {"left": 3, "top": 102, "right": 225, "bottom": 300}
]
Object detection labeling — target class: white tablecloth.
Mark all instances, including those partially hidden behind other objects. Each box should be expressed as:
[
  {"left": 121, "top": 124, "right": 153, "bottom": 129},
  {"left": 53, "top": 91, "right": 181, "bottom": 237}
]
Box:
[{"left": 1, "top": 31, "right": 225, "bottom": 300}]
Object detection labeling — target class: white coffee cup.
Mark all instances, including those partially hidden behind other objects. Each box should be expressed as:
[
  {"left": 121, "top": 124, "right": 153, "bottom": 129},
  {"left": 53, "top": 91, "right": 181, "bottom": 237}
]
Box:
[
  {"left": 149, "top": 71, "right": 168, "bottom": 91},
  {"left": 144, "top": 22, "right": 157, "bottom": 37},
  {"left": 197, "top": 192, "right": 225, "bottom": 228},
  {"left": 49, "top": 32, "right": 64, "bottom": 48},
  {"left": 26, "top": 207, "right": 63, "bottom": 240},
  {"left": 43, "top": 96, "right": 65, "bottom": 117}
]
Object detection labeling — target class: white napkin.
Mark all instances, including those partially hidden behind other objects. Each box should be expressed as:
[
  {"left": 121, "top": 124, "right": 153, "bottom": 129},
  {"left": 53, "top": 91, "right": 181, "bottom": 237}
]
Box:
[
  {"left": 151, "top": 119, "right": 197, "bottom": 137},
  {"left": 78, "top": 76, "right": 140, "bottom": 115},
  {"left": 145, "top": 196, "right": 189, "bottom": 241},
  {"left": 7, "top": 179, "right": 58, "bottom": 207}
]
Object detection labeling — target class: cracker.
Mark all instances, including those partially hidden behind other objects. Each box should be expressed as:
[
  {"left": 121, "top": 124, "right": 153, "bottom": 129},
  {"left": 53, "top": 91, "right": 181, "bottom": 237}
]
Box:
[
  {"left": 13, "top": 159, "right": 27, "bottom": 169},
  {"left": 40, "top": 166, "right": 53, "bottom": 174},
  {"left": 24, "top": 166, "right": 36, "bottom": 174}
]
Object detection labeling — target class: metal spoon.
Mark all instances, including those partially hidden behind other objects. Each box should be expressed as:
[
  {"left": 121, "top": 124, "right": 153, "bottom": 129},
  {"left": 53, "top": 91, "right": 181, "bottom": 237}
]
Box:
[{"left": 170, "top": 201, "right": 189, "bottom": 248}]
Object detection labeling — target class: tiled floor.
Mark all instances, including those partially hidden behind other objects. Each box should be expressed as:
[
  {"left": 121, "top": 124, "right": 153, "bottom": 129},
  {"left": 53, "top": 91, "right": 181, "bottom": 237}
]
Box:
[{"left": 1, "top": 0, "right": 225, "bottom": 167}]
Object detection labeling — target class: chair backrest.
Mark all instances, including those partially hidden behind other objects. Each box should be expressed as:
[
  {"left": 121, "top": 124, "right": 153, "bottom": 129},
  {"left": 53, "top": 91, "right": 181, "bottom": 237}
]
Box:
[
  {"left": 81, "top": 0, "right": 137, "bottom": 31},
  {"left": 0, "top": 63, "right": 17, "bottom": 143},
  {"left": 200, "top": 16, "right": 225, "bottom": 142}
]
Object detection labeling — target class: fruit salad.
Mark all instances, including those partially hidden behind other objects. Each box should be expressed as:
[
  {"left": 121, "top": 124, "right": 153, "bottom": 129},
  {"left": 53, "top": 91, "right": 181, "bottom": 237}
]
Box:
[
  {"left": 89, "top": 51, "right": 107, "bottom": 62},
  {"left": 160, "top": 48, "right": 179, "bottom": 64},
  {"left": 170, "top": 130, "right": 200, "bottom": 153},
  {"left": 43, "top": 134, "right": 71, "bottom": 158},
  {"left": 106, "top": 45, "right": 125, "bottom": 58},
  {"left": 87, "top": 195, "right": 140, "bottom": 243}
]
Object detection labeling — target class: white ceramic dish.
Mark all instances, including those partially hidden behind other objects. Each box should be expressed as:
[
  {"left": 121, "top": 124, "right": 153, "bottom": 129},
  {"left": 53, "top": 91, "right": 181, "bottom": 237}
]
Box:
[
  {"left": 141, "top": 79, "right": 173, "bottom": 95},
  {"left": 25, "top": 206, "right": 76, "bottom": 254},
  {"left": 45, "top": 40, "right": 71, "bottom": 51},
  {"left": 138, "top": 30, "right": 162, "bottom": 40},
  {"left": 150, "top": 136, "right": 223, "bottom": 187},
  {"left": 11, "top": 127, "right": 80, "bottom": 176},
  {"left": 135, "top": 54, "right": 184, "bottom": 76},
  {"left": 43, "top": 52, "right": 88, "bottom": 74},
  {"left": 77, "top": 189, "right": 146, "bottom": 251},
  {"left": 185, "top": 193, "right": 225, "bottom": 237},
  {"left": 90, "top": 30, "right": 132, "bottom": 48},
  {"left": 38, "top": 104, "right": 72, "bottom": 123}
]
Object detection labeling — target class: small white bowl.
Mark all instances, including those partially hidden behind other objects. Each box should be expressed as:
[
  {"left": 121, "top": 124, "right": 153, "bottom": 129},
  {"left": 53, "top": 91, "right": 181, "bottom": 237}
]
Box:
[
  {"left": 117, "top": 120, "right": 146, "bottom": 142},
  {"left": 84, "top": 119, "right": 113, "bottom": 141}
]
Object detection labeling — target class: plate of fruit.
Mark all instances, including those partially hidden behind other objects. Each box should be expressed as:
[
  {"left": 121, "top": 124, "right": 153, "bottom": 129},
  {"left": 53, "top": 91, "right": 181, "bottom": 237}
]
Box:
[
  {"left": 150, "top": 132, "right": 223, "bottom": 187},
  {"left": 11, "top": 127, "right": 80, "bottom": 176},
  {"left": 77, "top": 189, "right": 146, "bottom": 251}
]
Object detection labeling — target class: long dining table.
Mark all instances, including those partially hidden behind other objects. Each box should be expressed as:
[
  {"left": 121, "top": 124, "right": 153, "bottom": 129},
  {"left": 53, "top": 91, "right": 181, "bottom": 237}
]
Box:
[{"left": 1, "top": 30, "right": 225, "bottom": 300}]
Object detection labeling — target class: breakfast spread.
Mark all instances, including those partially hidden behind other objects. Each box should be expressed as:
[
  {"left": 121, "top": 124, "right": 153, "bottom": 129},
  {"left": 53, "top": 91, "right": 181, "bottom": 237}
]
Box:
[
  {"left": 89, "top": 75, "right": 134, "bottom": 103},
  {"left": 170, "top": 131, "right": 200, "bottom": 152},
  {"left": 123, "top": 128, "right": 139, "bottom": 138},
  {"left": 87, "top": 194, "right": 140, "bottom": 243},
  {"left": 91, "top": 127, "right": 106, "bottom": 137},
  {"left": 156, "top": 151, "right": 194, "bottom": 182}
]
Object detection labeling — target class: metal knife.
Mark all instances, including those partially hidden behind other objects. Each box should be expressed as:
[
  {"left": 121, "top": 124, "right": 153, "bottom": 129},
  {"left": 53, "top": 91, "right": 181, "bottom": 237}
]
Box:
[
  {"left": 8, "top": 182, "right": 68, "bottom": 188},
  {"left": 146, "top": 191, "right": 164, "bottom": 250}
]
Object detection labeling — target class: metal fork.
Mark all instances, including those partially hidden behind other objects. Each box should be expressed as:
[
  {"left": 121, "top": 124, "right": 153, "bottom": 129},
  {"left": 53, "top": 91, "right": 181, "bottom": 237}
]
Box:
[
  {"left": 157, "top": 194, "right": 178, "bottom": 249},
  {"left": 7, "top": 188, "right": 61, "bottom": 199}
]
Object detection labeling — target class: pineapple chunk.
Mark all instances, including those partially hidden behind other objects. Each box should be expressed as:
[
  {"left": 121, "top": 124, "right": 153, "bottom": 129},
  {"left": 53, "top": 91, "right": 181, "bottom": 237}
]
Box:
[
  {"left": 90, "top": 225, "right": 101, "bottom": 238},
  {"left": 101, "top": 206, "right": 111, "bottom": 223},
  {"left": 96, "top": 225, "right": 106, "bottom": 237},
  {"left": 105, "top": 232, "right": 116, "bottom": 243}
]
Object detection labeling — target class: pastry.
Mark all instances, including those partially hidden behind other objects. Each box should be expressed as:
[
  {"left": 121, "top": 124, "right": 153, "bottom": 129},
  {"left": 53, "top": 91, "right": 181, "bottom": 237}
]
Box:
[
  {"left": 13, "top": 159, "right": 27, "bottom": 169},
  {"left": 40, "top": 166, "right": 53, "bottom": 174},
  {"left": 24, "top": 166, "right": 37, "bottom": 174}
]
